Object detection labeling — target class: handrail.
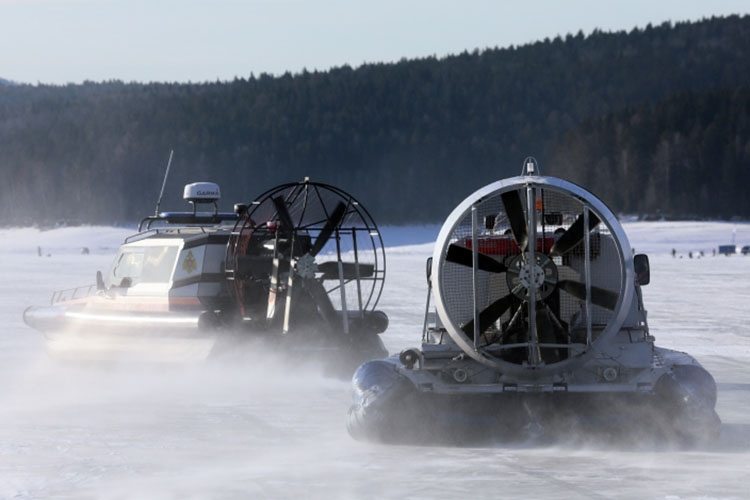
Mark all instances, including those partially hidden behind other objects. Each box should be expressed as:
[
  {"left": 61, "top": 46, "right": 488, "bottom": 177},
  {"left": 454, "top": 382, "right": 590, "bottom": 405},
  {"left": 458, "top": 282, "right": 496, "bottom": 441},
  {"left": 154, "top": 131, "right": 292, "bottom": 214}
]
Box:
[
  {"left": 124, "top": 228, "right": 159, "bottom": 244},
  {"left": 51, "top": 284, "right": 98, "bottom": 305},
  {"left": 138, "top": 212, "right": 239, "bottom": 231}
]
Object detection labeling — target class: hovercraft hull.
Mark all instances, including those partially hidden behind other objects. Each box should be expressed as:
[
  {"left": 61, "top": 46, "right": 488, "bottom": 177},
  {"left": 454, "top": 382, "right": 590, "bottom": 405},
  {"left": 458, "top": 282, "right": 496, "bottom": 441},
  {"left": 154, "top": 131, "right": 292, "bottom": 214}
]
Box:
[
  {"left": 347, "top": 350, "right": 721, "bottom": 445},
  {"left": 24, "top": 304, "right": 387, "bottom": 370},
  {"left": 24, "top": 304, "right": 218, "bottom": 362}
]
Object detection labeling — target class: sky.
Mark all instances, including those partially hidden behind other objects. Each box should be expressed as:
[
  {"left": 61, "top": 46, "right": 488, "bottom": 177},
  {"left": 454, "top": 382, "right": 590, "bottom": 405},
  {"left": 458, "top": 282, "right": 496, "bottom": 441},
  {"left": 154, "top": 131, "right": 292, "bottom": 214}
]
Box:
[{"left": 1, "top": 0, "right": 749, "bottom": 85}]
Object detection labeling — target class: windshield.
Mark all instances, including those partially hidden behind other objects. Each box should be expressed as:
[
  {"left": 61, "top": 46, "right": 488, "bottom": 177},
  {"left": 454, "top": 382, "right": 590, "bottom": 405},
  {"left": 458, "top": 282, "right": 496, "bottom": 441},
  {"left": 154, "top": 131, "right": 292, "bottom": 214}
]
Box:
[{"left": 109, "top": 245, "right": 179, "bottom": 287}]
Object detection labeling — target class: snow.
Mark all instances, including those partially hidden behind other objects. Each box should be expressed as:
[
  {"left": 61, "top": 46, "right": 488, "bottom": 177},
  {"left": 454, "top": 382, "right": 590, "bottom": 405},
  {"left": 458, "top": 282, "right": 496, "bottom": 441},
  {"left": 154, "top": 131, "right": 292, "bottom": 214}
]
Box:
[{"left": 1, "top": 222, "right": 749, "bottom": 499}]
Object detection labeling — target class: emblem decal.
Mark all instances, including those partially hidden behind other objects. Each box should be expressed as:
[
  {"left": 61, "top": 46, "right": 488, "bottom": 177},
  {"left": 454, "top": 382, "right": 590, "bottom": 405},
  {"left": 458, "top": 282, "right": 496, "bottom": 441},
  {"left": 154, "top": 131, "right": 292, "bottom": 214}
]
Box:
[{"left": 182, "top": 250, "right": 198, "bottom": 273}]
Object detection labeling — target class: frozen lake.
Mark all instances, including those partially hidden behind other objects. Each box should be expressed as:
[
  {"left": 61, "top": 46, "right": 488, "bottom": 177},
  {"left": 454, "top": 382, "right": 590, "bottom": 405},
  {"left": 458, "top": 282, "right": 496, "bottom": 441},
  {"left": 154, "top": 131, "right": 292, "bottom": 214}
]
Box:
[{"left": 1, "top": 222, "right": 750, "bottom": 499}]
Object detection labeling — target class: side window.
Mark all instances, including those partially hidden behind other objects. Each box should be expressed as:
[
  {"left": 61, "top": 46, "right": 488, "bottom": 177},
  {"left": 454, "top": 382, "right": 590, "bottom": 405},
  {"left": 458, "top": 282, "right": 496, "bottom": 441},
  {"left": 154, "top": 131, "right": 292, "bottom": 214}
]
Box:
[
  {"left": 112, "top": 249, "right": 145, "bottom": 282},
  {"left": 108, "top": 245, "right": 178, "bottom": 287},
  {"left": 141, "top": 246, "right": 178, "bottom": 283}
]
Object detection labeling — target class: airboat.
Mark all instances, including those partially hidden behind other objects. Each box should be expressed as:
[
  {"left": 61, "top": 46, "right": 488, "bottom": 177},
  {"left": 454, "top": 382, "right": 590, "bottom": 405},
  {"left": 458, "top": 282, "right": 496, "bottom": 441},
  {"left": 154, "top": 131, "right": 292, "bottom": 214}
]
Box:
[
  {"left": 348, "top": 158, "right": 720, "bottom": 444},
  {"left": 23, "top": 179, "right": 388, "bottom": 372}
]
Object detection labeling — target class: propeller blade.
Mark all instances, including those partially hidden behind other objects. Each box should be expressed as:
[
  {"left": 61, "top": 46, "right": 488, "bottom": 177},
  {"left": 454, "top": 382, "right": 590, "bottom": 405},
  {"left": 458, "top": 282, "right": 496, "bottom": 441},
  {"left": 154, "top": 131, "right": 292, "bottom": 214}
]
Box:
[
  {"left": 501, "top": 190, "right": 528, "bottom": 252},
  {"left": 310, "top": 202, "right": 347, "bottom": 256},
  {"left": 446, "top": 244, "right": 507, "bottom": 273},
  {"left": 536, "top": 308, "right": 564, "bottom": 363},
  {"left": 535, "top": 308, "right": 555, "bottom": 342},
  {"left": 305, "top": 279, "right": 340, "bottom": 328},
  {"left": 549, "top": 211, "right": 600, "bottom": 257},
  {"left": 317, "top": 261, "right": 374, "bottom": 280},
  {"left": 558, "top": 280, "right": 619, "bottom": 311},
  {"left": 461, "top": 293, "right": 515, "bottom": 337},
  {"left": 272, "top": 196, "right": 295, "bottom": 235}
]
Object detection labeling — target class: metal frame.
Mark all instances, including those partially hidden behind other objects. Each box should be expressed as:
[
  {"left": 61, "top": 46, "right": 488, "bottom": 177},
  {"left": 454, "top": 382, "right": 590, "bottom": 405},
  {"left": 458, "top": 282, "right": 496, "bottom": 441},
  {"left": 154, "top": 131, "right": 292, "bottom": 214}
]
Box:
[
  {"left": 138, "top": 212, "right": 239, "bottom": 232},
  {"left": 225, "top": 180, "right": 387, "bottom": 316},
  {"left": 51, "top": 284, "right": 98, "bottom": 305},
  {"left": 526, "top": 183, "right": 540, "bottom": 366},
  {"left": 471, "top": 205, "right": 480, "bottom": 349},
  {"left": 431, "top": 175, "right": 635, "bottom": 378}
]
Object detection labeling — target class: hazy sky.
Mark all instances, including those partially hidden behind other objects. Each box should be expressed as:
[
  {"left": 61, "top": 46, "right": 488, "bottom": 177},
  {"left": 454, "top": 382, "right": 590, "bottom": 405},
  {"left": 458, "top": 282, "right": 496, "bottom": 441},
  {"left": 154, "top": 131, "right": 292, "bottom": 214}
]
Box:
[{"left": 1, "top": 0, "right": 748, "bottom": 85}]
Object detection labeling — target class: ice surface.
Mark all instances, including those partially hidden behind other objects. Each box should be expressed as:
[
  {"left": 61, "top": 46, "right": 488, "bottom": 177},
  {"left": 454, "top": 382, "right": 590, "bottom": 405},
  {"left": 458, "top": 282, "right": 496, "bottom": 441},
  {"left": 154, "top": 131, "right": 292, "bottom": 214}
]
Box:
[{"left": 1, "top": 223, "right": 749, "bottom": 499}]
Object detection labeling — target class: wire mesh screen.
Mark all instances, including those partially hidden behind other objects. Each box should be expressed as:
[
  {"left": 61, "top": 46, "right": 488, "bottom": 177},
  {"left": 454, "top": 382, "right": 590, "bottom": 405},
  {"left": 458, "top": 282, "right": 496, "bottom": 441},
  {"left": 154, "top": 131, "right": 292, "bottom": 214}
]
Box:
[{"left": 438, "top": 184, "right": 624, "bottom": 364}]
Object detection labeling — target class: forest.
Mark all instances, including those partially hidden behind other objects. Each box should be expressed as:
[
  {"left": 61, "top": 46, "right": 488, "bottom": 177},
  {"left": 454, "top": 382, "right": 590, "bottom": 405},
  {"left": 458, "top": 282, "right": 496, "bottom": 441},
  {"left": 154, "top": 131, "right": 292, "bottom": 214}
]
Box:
[{"left": 0, "top": 15, "right": 749, "bottom": 225}]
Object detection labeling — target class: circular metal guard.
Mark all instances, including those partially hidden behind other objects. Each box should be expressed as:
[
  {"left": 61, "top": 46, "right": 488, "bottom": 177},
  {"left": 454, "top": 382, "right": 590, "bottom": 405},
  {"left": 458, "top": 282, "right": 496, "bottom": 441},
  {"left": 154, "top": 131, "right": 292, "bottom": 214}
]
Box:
[
  {"left": 225, "top": 180, "right": 385, "bottom": 334},
  {"left": 432, "top": 174, "right": 634, "bottom": 377}
]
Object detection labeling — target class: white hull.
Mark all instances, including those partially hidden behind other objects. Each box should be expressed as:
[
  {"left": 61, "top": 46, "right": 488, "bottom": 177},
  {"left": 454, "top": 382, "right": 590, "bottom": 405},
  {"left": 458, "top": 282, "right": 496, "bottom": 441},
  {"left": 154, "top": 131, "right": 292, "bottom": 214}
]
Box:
[{"left": 43, "top": 330, "right": 218, "bottom": 363}]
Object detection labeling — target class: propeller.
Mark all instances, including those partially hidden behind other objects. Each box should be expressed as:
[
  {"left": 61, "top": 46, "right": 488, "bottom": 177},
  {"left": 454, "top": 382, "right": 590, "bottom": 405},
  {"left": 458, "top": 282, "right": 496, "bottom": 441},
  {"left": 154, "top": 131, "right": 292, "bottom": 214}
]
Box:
[
  {"left": 535, "top": 308, "right": 567, "bottom": 363},
  {"left": 445, "top": 188, "right": 618, "bottom": 351},
  {"left": 268, "top": 198, "right": 358, "bottom": 331},
  {"left": 228, "top": 181, "right": 386, "bottom": 340},
  {"left": 558, "top": 280, "right": 619, "bottom": 311},
  {"left": 272, "top": 196, "right": 295, "bottom": 235},
  {"left": 318, "top": 261, "right": 374, "bottom": 280},
  {"left": 535, "top": 308, "right": 555, "bottom": 343},
  {"left": 446, "top": 244, "right": 507, "bottom": 273},
  {"left": 501, "top": 190, "right": 528, "bottom": 252},
  {"left": 549, "top": 211, "right": 600, "bottom": 257},
  {"left": 268, "top": 198, "right": 348, "bottom": 263},
  {"left": 310, "top": 202, "right": 347, "bottom": 256},
  {"left": 306, "top": 278, "right": 341, "bottom": 327},
  {"left": 461, "top": 293, "right": 515, "bottom": 337}
]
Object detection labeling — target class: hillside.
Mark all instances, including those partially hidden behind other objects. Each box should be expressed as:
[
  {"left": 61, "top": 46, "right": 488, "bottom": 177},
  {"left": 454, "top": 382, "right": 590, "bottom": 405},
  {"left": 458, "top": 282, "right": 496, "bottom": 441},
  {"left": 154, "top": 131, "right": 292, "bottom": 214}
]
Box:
[
  {"left": 550, "top": 86, "right": 750, "bottom": 219},
  {"left": 0, "top": 16, "right": 749, "bottom": 225}
]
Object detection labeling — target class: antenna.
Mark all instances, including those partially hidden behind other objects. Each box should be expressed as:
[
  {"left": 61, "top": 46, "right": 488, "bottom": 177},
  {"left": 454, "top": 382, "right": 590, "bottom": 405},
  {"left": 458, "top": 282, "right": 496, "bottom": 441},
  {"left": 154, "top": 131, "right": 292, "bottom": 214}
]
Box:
[{"left": 154, "top": 150, "right": 174, "bottom": 216}]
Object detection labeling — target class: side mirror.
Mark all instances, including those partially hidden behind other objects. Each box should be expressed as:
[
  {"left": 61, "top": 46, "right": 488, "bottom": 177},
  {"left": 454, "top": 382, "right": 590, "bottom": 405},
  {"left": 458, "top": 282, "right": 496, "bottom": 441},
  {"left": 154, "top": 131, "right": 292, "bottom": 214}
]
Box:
[
  {"left": 96, "top": 270, "right": 105, "bottom": 290},
  {"left": 634, "top": 254, "right": 650, "bottom": 286}
]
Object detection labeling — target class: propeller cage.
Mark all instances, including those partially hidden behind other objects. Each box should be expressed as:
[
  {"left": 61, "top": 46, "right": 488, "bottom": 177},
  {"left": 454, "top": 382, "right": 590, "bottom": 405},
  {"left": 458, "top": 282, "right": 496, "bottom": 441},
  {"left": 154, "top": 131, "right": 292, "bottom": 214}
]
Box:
[
  {"left": 432, "top": 175, "right": 635, "bottom": 377},
  {"left": 226, "top": 181, "right": 386, "bottom": 330}
]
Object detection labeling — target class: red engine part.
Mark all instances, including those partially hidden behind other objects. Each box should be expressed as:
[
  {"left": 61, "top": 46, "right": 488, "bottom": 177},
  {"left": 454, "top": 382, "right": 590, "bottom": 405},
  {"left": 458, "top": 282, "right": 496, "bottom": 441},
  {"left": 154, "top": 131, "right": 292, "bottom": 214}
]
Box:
[{"left": 464, "top": 236, "right": 555, "bottom": 256}]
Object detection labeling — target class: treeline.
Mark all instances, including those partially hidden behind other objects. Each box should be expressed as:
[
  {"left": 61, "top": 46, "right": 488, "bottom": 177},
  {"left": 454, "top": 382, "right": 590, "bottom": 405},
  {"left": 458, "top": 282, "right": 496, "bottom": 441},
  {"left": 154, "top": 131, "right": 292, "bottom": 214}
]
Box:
[
  {"left": 550, "top": 87, "right": 750, "bottom": 219},
  {"left": 0, "top": 15, "right": 749, "bottom": 225}
]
